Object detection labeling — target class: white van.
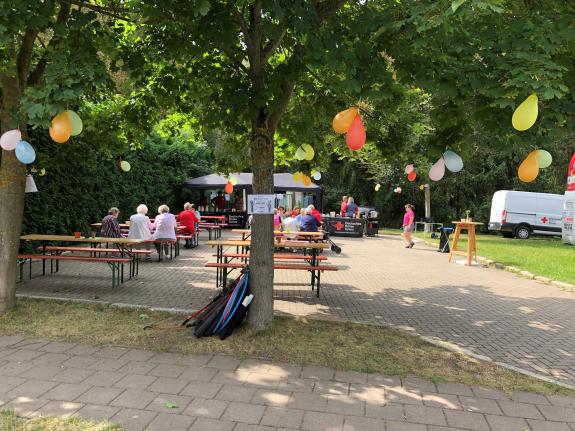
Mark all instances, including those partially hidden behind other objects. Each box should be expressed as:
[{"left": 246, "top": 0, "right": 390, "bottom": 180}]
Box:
[{"left": 488, "top": 190, "right": 563, "bottom": 239}]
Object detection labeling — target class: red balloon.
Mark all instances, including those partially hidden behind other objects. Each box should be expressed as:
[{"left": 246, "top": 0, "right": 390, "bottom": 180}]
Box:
[
  {"left": 346, "top": 115, "right": 366, "bottom": 151},
  {"left": 225, "top": 181, "right": 233, "bottom": 194},
  {"left": 407, "top": 171, "right": 417, "bottom": 182}
]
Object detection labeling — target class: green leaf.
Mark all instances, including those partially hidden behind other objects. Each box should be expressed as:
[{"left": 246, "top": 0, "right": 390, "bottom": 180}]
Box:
[
  {"left": 451, "top": 0, "right": 467, "bottom": 12},
  {"left": 195, "top": 0, "right": 210, "bottom": 16},
  {"left": 164, "top": 402, "right": 179, "bottom": 409}
]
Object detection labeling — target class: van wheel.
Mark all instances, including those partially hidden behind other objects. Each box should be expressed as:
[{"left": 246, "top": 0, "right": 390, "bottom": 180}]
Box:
[{"left": 514, "top": 225, "right": 531, "bottom": 239}]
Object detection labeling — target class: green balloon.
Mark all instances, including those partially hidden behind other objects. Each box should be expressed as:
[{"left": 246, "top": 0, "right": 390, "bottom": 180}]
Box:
[
  {"left": 66, "top": 110, "right": 83, "bottom": 136},
  {"left": 536, "top": 150, "right": 552, "bottom": 169},
  {"left": 120, "top": 161, "right": 131, "bottom": 172}
]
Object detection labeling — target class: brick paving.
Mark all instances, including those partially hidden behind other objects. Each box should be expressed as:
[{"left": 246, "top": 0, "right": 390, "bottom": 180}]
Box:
[
  {"left": 2, "top": 335, "right": 575, "bottom": 430},
  {"left": 15, "top": 231, "right": 575, "bottom": 387}
]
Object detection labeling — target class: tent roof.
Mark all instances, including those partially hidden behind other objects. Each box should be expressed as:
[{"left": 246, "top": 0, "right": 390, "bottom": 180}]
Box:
[{"left": 183, "top": 173, "right": 320, "bottom": 192}]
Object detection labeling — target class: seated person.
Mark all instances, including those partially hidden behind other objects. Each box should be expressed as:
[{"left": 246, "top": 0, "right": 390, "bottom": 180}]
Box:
[
  {"left": 153, "top": 204, "right": 177, "bottom": 256},
  {"left": 178, "top": 202, "right": 199, "bottom": 248},
  {"left": 101, "top": 207, "right": 122, "bottom": 238},
  {"left": 128, "top": 204, "right": 153, "bottom": 258},
  {"left": 300, "top": 208, "right": 320, "bottom": 232},
  {"left": 307, "top": 204, "right": 322, "bottom": 224}
]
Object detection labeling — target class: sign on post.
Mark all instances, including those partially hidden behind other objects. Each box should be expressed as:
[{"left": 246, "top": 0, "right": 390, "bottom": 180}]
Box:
[{"left": 247, "top": 194, "right": 275, "bottom": 214}]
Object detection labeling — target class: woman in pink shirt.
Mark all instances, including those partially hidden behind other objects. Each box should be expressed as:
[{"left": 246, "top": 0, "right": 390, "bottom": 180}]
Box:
[{"left": 403, "top": 204, "right": 415, "bottom": 248}]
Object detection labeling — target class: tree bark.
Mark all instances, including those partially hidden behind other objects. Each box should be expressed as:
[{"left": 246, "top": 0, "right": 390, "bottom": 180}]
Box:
[
  {"left": 247, "top": 124, "right": 275, "bottom": 330},
  {"left": 0, "top": 72, "right": 25, "bottom": 313}
]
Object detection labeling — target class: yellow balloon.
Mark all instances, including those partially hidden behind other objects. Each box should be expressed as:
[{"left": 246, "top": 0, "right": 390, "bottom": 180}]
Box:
[
  {"left": 302, "top": 144, "right": 315, "bottom": 161},
  {"left": 512, "top": 94, "right": 538, "bottom": 132},
  {"left": 518, "top": 150, "right": 539, "bottom": 182},
  {"left": 332, "top": 107, "right": 358, "bottom": 134},
  {"left": 293, "top": 171, "right": 303, "bottom": 182},
  {"left": 295, "top": 146, "right": 307, "bottom": 160}
]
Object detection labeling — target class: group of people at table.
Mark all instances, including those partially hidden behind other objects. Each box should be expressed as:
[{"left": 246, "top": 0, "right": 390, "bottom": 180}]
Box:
[
  {"left": 271, "top": 204, "right": 324, "bottom": 233},
  {"left": 100, "top": 202, "right": 202, "bottom": 257}
]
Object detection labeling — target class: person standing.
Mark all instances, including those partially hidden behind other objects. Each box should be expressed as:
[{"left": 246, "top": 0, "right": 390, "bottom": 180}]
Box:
[
  {"left": 179, "top": 203, "right": 199, "bottom": 248},
  {"left": 101, "top": 207, "right": 122, "bottom": 238},
  {"left": 153, "top": 205, "right": 177, "bottom": 257},
  {"left": 403, "top": 204, "right": 415, "bottom": 248},
  {"left": 211, "top": 191, "right": 226, "bottom": 211},
  {"left": 340, "top": 195, "right": 348, "bottom": 216},
  {"left": 345, "top": 197, "right": 359, "bottom": 218}
]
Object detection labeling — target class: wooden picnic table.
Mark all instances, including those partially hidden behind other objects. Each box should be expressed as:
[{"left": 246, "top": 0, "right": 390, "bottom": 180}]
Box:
[
  {"left": 207, "top": 239, "right": 329, "bottom": 293},
  {"left": 231, "top": 229, "right": 325, "bottom": 241},
  {"left": 20, "top": 235, "right": 145, "bottom": 287}
]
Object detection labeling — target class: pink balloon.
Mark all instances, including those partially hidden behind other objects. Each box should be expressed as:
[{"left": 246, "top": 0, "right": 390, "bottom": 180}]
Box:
[
  {"left": 428, "top": 157, "right": 445, "bottom": 181},
  {"left": 404, "top": 164, "right": 414, "bottom": 174},
  {"left": 0, "top": 129, "right": 21, "bottom": 151},
  {"left": 346, "top": 115, "right": 366, "bottom": 151}
]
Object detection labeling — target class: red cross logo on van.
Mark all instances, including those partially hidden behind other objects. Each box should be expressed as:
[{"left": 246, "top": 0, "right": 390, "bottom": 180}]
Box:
[
  {"left": 541, "top": 217, "right": 548, "bottom": 224},
  {"left": 335, "top": 221, "right": 344, "bottom": 231}
]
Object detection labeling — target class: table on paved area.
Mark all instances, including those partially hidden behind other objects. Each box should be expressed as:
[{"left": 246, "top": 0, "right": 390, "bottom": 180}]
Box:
[
  {"left": 207, "top": 239, "right": 329, "bottom": 289},
  {"left": 20, "top": 235, "right": 145, "bottom": 283},
  {"left": 231, "top": 229, "right": 325, "bottom": 241},
  {"left": 448, "top": 221, "right": 483, "bottom": 266}
]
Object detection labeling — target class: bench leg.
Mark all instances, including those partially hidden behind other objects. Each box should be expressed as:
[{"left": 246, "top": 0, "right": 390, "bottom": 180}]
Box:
[{"left": 316, "top": 270, "right": 321, "bottom": 298}]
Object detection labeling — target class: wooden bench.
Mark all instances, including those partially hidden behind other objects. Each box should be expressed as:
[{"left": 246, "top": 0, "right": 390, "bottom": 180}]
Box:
[
  {"left": 17, "top": 254, "right": 131, "bottom": 288},
  {"left": 204, "top": 261, "right": 338, "bottom": 297},
  {"left": 36, "top": 246, "right": 152, "bottom": 277},
  {"left": 176, "top": 233, "right": 199, "bottom": 253},
  {"left": 214, "top": 253, "right": 328, "bottom": 263},
  {"left": 199, "top": 224, "right": 222, "bottom": 240}
]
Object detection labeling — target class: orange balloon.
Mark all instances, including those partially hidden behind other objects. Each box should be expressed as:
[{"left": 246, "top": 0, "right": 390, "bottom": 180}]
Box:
[
  {"left": 407, "top": 171, "right": 417, "bottom": 182},
  {"left": 224, "top": 180, "right": 233, "bottom": 194},
  {"left": 50, "top": 112, "right": 71, "bottom": 143},
  {"left": 518, "top": 150, "right": 539, "bottom": 183},
  {"left": 332, "top": 107, "right": 358, "bottom": 134},
  {"left": 346, "top": 115, "right": 366, "bottom": 151},
  {"left": 302, "top": 175, "right": 312, "bottom": 186}
]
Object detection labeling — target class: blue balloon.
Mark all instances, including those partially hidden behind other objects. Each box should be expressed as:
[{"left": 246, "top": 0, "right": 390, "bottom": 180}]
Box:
[
  {"left": 15, "top": 140, "right": 36, "bottom": 165},
  {"left": 443, "top": 150, "right": 463, "bottom": 173}
]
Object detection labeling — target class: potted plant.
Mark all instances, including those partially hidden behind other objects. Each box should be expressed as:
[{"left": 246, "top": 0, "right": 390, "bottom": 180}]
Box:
[{"left": 465, "top": 209, "right": 472, "bottom": 222}]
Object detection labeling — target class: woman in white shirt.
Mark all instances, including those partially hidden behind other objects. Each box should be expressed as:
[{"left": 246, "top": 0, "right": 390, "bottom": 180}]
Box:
[
  {"left": 128, "top": 204, "right": 153, "bottom": 259},
  {"left": 153, "top": 204, "right": 177, "bottom": 257}
]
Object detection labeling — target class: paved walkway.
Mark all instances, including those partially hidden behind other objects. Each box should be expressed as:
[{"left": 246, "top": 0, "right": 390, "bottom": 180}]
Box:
[
  {"left": 2, "top": 335, "right": 575, "bottom": 431},
  {"left": 16, "top": 232, "right": 575, "bottom": 387}
]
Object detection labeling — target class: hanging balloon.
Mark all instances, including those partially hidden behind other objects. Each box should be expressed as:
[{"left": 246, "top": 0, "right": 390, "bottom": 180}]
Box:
[
  {"left": 536, "top": 150, "right": 552, "bottom": 169},
  {"left": 346, "top": 115, "right": 366, "bottom": 151},
  {"left": 15, "top": 140, "right": 36, "bottom": 164},
  {"left": 518, "top": 151, "right": 539, "bottom": 183},
  {"left": 293, "top": 171, "right": 303, "bottom": 182},
  {"left": 312, "top": 171, "right": 321, "bottom": 181},
  {"left": 407, "top": 171, "right": 417, "bottom": 182},
  {"left": 443, "top": 150, "right": 464, "bottom": 172},
  {"left": 302, "top": 175, "right": 312, "bottom": 186},
  {"left": 394, "top": 187, "right": 402, "bottom": 193},
  {"left": 332, "top": 107, "right": 358, "bottom": 134},
  {"left": 66, "top": 110, "right": 83, "bottom": 136},
  {"left": 428, "top": 157, "right": 445, "bottom": 181},
  {"left": 39, "top": 168, "right": 46, "bottom": 177},
  {"left": 295, "top": 146, "right": 307, "bottom": 160},
  {"left": 404, "top": 164, "right": 414, "bottom": 174},
  {"left": 0, "top": 129, "right": 21, "bottom": 151},
  {"left": 419, "top": 185, "right": 425, "bottom": 191},
  {"left": 120, "top": 160, "right": 131, "bottom": 172},
  {"left": 225, "top": 180, "right": 233, "bottom": 194},
  {"left": 229, "top": 177, "right": 238, "bottom": 185},
  {"left": 512, "top": 94, "right": 538, "bottom": 132},
  {"left": 50, "top": 112, "right": 72, "bottom": 143},
  {"left": 375, "top": 184, "right": 381, "bottom": 192},
  {"left": 25, "top": 175, "right": 38, "bottom": 193},
  {"left": 302, "top": 144, "right": 315, "bottom": 161}
]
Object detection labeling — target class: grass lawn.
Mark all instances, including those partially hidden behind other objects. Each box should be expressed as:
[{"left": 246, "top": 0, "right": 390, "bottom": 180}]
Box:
[
  {"left": 0, "top": 298, "right": 573, "bottom": 396},
  {"left": 380, "top": 227, "right": 575, "bottom": 285},
  {"left": 0, "top": 410, "right": 122, "bottom": 431}
]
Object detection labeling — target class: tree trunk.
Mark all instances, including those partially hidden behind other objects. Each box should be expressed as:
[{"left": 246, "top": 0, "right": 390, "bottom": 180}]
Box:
[
  {"left": 0, "top": 73, "right": 25, "bottom": 313},
  {"left": 247, "top": 127, "right": 275, "bottom": 330}
]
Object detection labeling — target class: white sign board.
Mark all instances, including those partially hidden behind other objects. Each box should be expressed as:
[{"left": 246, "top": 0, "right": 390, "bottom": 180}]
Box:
[
  {"left": 247, "top": 194, "right": 275, "bottom": 214},
  {"left": 562, "top": 191, "right": 575, "bottom": 245}
]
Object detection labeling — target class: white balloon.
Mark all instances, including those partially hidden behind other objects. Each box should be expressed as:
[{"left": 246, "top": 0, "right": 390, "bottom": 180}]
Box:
[
  {"left": 312, "top": 172, "right": 321, "bottom": 181},
  {"left": 404, "top": 164, "right": 414, "bottom": 174},
  {"left": 0, "top": 129, "right": 21, "bottom": 151},
  {"left": 443, "top": 150, "right": 464, "bottom": 173},
  {"left": 428, "top": 157, "right": 445, "bottom": 181}
]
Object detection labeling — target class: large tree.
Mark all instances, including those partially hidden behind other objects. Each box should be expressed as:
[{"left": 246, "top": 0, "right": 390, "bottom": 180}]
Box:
[{"left": 0, "top": 1, "right": 119, "bottom": 312}]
